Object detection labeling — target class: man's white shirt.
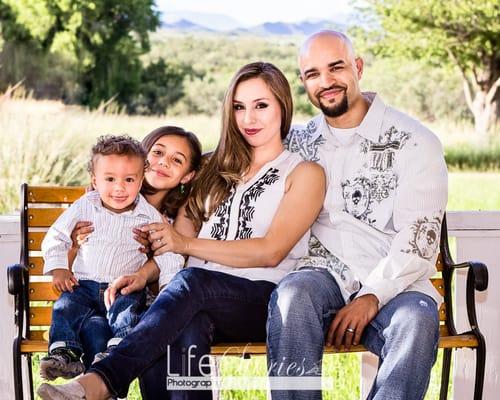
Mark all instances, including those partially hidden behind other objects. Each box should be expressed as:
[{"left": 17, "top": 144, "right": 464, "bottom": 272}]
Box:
[{"left": 286, "top": 93, "right": 448, "bottom": 307}]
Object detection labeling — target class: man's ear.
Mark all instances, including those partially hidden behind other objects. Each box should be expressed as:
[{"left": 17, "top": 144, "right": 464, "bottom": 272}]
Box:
[
  {"left": 181, "top": 170, "right": 196, "bottom": 185},
  {"left": 355, "top": 57, "right": 364, "bottom": 80}
]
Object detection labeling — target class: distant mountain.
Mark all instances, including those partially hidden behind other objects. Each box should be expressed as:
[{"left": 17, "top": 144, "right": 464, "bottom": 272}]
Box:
[
  {"left": 160, "top": 11, "right": 351, "bottom": 36},
  {"left": 161, "top": 11, "right": 242, "bottom": 31}
]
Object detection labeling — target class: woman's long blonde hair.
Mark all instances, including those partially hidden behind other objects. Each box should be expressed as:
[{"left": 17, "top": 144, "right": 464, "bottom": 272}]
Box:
[{"left": 186, "top": 62, "right": 293, "bottom": 230}]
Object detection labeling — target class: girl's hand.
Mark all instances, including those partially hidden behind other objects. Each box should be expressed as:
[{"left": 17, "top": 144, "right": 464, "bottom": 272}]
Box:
[
  {"left": 133, "top": 227, "right": 151, "bottom": 254},
  {"left": 140, "top": 222, "right": 188, "bottom": 256},
  {"left": 52, "top": 269, "right": 79, "bottom": 293},
  {"left": 70, "top": 221, "right": 93, "bottom": 248}
]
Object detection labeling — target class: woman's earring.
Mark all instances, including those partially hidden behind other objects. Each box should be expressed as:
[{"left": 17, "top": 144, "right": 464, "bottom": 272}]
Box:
[{"left": 180, "top": 184, "right": 185, "bottom": 194}]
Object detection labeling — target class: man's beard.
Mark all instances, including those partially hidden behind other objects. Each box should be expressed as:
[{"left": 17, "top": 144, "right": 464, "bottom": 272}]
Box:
[{"left": 317, "top": 89, "right": 349, "bottom": 118}]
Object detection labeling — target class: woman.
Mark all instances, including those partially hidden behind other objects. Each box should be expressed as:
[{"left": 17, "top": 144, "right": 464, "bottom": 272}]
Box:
[{"left": 38, "top": 61, "right": 326, "bottom": 400}]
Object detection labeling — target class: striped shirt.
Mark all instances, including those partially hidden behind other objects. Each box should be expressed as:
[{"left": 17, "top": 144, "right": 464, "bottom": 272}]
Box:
[{"left": 42, "top": 190, "right": 184, "bottom": 285}]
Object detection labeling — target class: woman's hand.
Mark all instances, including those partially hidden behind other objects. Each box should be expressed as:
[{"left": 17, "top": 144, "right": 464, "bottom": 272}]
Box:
[
  {"left": 70, "top": 221, "right": 93, "bottom": 248},
  {"left": 52, "top": 269, "right": 79, "bottom": 293},
  {"left": 140, "top": 222, "right": 189, "bottom": 256},
  {"left": 104, "top": 273, "right": 147, "bottom": 308},
  {"left": 133, "top": 227, "right": 151, "bottom": 254}
]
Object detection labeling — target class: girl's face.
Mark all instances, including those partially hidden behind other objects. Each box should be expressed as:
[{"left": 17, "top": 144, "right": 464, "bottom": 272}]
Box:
[
  {"left": 233, "top": 77, "right": 282, "bottom": 149},
  {"left": 145, "top": 135, "right": 195, "bottom": 191}
]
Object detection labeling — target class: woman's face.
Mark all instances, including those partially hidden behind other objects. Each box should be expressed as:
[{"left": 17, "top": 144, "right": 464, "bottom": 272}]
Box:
[
  {"left": 233, "top": 77, "right": 282, "bottom": 148},
  {"left": 145, "top": 135, "right": 195, "bottom": 191}
]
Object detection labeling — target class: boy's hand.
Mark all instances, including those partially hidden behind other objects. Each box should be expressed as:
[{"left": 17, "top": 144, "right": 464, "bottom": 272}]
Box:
[{"left": 52, "top": 269, "right": 79, "bottom": 293}]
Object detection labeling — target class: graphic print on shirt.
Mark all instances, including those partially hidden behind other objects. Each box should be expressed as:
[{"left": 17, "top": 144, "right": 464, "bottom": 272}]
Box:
[
  {"left": 344, "top": 126, "right": 411, "bottom": 223},
  {"left": 236, "top": 168, "right": 280, "bottom": 239},
  {"left": 210, "top": 187, "right": 236, "bottom": 240},
  {"left": 341, "top": 176, "right": 374, "bottom": 223},
  {"left": 402, "top": 215, "right": 441, "bottom": 260},
  {"left": 360, "top": 125, "right": 412, "bottom": 171},
  {"left": 286, "top": 120, "right": 326, "bottom": 162},
  {"left": 297, "top": 236, "right": 361, "bottom": 294}
]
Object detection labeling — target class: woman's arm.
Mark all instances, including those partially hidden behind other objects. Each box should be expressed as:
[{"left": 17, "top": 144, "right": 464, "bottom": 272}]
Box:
[{"left": 146, "top": 161, "right": 326, "bottom": 268}]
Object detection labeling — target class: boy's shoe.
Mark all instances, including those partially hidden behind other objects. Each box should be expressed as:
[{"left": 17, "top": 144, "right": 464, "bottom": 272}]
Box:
[
  {"left": 40, "top": 348, "right": 85, "bottom": 381},
  {"left": 92, "top": 345, "right": 116, "bottom": 365},
  {"left": 37, "top": 381, "right": 86, "bottom": 400}
]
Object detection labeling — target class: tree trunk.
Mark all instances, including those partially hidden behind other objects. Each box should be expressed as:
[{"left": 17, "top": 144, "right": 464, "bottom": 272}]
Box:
[
  {"left": 471, "top": 90, "right": 498, "bottom": 137},
  {"left": 462, "top": 75, "right": 499, "bottom": 138}
]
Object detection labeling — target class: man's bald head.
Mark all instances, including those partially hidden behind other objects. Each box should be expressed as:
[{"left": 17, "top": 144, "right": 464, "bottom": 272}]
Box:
[{"left": 299, "top": 30, "right": 356, "bottom": 67}]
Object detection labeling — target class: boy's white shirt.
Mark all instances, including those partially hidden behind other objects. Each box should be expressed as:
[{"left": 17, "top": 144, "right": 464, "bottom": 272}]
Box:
[{"left": 42, "top": 190, "right": 183, "bottom": 287}]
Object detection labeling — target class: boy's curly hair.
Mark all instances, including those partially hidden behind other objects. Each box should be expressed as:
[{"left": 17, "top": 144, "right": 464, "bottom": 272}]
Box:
[{"left": 87, "top": 135, "right": 147, "bottom": 174}]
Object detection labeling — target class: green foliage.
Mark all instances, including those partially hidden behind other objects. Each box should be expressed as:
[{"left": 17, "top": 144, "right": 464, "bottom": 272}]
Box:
[
  {"left": 361, "top": 0, "right": 499, "bottom": 66},
  {"left": 359, "top": 0, "right": 500, "bottom": 135},
  {"left": 0, "top": 0, "right": 162, "bottom": 109},
  {"left": 131, "top": 58, "right": 195, "bottom": 115}
]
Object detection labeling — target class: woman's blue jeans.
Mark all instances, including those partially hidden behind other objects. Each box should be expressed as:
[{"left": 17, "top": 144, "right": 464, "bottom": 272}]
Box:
[
  {"left": 89, "top": 267, "right": 276, "bottom": 399},
  {"left": 267, "top": 268, "right": 440, "bottom": 400}
]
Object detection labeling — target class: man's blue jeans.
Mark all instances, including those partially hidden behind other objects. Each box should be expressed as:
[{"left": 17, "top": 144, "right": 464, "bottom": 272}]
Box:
[
  {"left": 267, "top": 268, "right": 439, "bottom": 400},
  {"left": 89, "top": 267, "right": 276, "bottom": 399},
  {"left": 49, "top": 280, "right": 146, "bottom": 366}
]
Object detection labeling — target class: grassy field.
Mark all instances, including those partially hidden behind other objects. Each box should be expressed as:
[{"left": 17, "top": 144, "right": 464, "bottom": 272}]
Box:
[{"left": 3, "top": 97, "right": 497, "bottom": 399}]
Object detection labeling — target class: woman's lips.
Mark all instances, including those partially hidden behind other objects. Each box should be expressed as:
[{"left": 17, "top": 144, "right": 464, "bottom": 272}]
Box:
[{"left": 245, "top": 128, "right": 262, "bottom": 136}]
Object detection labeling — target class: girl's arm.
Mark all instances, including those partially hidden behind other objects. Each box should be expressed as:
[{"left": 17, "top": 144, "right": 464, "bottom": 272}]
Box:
[{"left": 145, "top": 161, "right": 325, "bottom": 268}]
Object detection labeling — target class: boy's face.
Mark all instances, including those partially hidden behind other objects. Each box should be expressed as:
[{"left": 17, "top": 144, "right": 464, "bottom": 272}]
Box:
[{"left": 91, "top": 154, "right": 144, "bottom": 213}]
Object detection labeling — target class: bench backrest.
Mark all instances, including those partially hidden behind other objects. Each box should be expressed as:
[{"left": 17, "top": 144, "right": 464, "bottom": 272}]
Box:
[{"left": 20, "top": 184, "right": 452, "bottom": 341}]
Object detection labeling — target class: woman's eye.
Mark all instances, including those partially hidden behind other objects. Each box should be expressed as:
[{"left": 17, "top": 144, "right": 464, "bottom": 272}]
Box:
[
  {"left": 233, "top": 103, "right": 244, "bottom": 111},
  {"left": 256, "top": 102, "right": 268, "bottom": 109},
  {"left": 173, "top": 158, "right": 183, "bottom": 165},
  {"left": 151, "top": 150, "right": 162, "bottom": 156}
]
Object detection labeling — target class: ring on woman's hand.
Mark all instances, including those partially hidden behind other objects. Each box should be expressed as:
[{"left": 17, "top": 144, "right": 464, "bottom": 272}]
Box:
[{"left": 346, "top": 327, "right": 355, "bottom": 334}]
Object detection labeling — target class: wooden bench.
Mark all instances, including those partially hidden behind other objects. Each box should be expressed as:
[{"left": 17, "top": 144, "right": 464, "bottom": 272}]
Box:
[{"left": 7, "top": 184, "right": 488, "bottom": 400}]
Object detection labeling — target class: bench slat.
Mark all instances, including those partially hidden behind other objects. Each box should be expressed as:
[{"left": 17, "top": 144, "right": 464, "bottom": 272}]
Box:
[
  {"left": 28, "top": 257, "right": 45, "bottom": 275},
  {"left": 27, "top": 186, "right": 85, "bottom": 204},
  {"left": 29, "top": 306, "right": 52, "bottom": 326},
  {"left": 28, "top": 231, "right": 47, "bottom": 251},
  {"left": 21, "top": 334, "right": 479, "bottom": 355},
  {"left": 431, "top": 278, "right": 445, "bottom": 297},
  {"left": 28, "top": 208, "right": 65, "bottom": 228},
  {"left": 29, "top": 282, "right": 60, "bottom": 301}
]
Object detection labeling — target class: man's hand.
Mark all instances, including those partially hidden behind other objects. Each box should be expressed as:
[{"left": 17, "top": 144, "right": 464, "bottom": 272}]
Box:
[
  {"left": 326, "top": 294, "right": 379, "bottom": 350},
  {"left": 52, "top": 269, "right": 79, "bottom": 293},
  {"left": 104, "top": 273, "right": 147, "bottom": 309}
]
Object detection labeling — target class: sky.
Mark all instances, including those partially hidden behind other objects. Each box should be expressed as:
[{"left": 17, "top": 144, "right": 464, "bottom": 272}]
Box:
[{"left": 155, "top": 0, "right": 355, "bottom": 26}]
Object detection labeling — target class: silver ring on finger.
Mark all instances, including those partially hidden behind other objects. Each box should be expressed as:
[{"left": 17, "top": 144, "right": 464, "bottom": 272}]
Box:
[{"left": 346, "top": 327, "right": 355, "bottom": 334}]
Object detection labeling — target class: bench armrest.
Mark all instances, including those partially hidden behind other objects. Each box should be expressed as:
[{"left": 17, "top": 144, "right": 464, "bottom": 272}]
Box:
[
  {"left": 448, "top": 260, "right": 488, "bottom": 335},
  {"left": 7, "top": 264, "right": 27, "bottom": 296}
]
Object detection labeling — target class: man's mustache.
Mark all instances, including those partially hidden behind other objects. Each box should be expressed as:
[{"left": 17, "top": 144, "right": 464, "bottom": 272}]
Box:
[{"left": 317, "top": 85, "right": 347, "bottom": 98}]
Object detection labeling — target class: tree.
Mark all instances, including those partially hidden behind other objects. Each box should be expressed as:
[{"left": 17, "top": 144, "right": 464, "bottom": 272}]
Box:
[
  {"left": 1, "top": 0, "right": 160, "bottom": 107},
  {"left": 362, "top": 0, "right": 499, "bottom": 136}
]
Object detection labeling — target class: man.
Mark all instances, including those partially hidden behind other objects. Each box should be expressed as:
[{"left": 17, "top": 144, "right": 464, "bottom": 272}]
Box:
[{"left": 267, "top": 30, "right": 448, "bottom": 399}]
